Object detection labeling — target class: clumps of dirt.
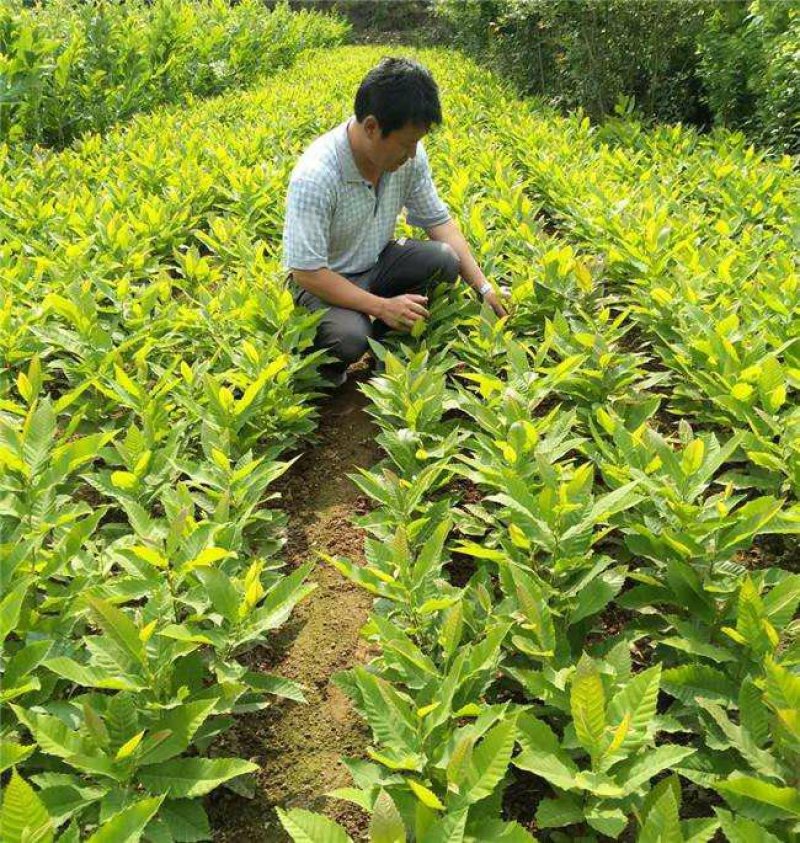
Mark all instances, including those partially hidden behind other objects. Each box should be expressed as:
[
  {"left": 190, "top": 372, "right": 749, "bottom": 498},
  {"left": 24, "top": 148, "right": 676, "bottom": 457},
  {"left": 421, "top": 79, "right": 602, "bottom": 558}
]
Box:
[
  {"left": 449, "top": 477, "right": 483, "bottom": 506},
  {"left": 737, "top": 533, "right": 796, "bottom": 573},
  {"left": 208, "top": 367, "right": 381, "bottom": 842},
  {"left": 444, "top": 550, "right": 478, "bottom": 589},
  {"left": 534, "top": 206, "right": 561, "bottom": 238},
  {"left": 352, "top": 494, "right": 373, "bottom": 516},
  {"left": 501, "top": 767, "right": 548, "bottom": 835},
  {"left": 531, "top": 393, "right": 563, "bottom": 419},
  {"left": 591, "top": 602, "right": 636, "bottom": 642}
]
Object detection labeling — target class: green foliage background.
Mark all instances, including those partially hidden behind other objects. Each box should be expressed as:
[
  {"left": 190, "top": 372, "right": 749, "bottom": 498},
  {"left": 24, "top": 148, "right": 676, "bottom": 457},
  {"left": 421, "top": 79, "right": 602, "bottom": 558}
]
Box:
[
  {"left": 0, "top": 0, "right": 348, "bottom": 148},
  {"left": 0, "top": 1, "right": 798, "bottom": 835},
  {"left": 433, "top": 0, "right": 799, "bottom": 153}
]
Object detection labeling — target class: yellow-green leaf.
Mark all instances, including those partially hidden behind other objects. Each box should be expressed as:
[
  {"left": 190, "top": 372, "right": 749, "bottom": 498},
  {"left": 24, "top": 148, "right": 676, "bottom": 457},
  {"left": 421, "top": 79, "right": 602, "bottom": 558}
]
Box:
[{"left": 408, "top": 779, "right": 444, "bottom": 811}]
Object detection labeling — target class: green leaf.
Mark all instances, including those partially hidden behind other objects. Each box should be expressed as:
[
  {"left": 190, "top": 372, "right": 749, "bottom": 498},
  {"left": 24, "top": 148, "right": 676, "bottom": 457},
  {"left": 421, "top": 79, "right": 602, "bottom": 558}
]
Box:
[
  {"left": 408, "top": 780, "right": 444, "bottom": 811},
  {"left": 762, "top": 574, "right": 800, "bottom": 628},
  {"left": 0, "top": 740, "right": 35, "bottom": 775},
  {"left": 463, "top": 718, "right": 517, "bottom": 804},
  {"left": 138, "top": 758, "right": 258, "bottom": 798},
  {"left": 23, "top": 398, "right": 56, "bottom": 475},
  {"left": 4, "top": 640, "right": 53, "bottom": 688},
  {"left": 714, "top": 808, "right": 783, "bottom": 842},
  {"left": 764, "top": 657, "right": 800, "bottom": 711},
  {"left": 138, "top": 700, "right": 219, "bottom": 765},
  {"left": 570, "top": 568, "right": 625, "bottom": 625},
  {"left": 739, "top": 679, "right": 769, "bottom": 748},
  {"left": 573, "top": 770, "right": 624, "bottom": 797},
  {"left": 194, "top": 567, "right": 239, "bottom": 624},
  {"left": 466, "top": 818, "right": 536, "bottom": 843},
  {"left": 505, "top": 564, "right": 555, "bottom": 655},
  {"left": 586, "top": 803, "right": 628, "bottom": 838},
  {"left": 37, "top": 778, "right": 104, "bottom": 827},
  {"left": 275, "top": 808, "right": 353, "bottom": 842},
  {"left": 657, "top": 636, "right": 736, "bottom": 664},
  {"left": 61, "top": 753, "right": 119, "bottom": 781},
  {"left": 43, "top": 657, "right": 145, "bottom": 692},
  {"left": 445, "top": 734, "right": 474, "bottom": 794},
  {"left": 244, "top": 672, "right": 307, "bottom": 703},
  {"left": 696, "top": 699, "right": 783, "bottom": 782},
  {"left": 10, "top": 707, "right": 85, "bottom": 759},
  {"left": 0, "top": 769, "right": 54, "bottom": 843},
  {"left": 571, "top": 653, "right": 606, "bottom": 759},
  {"left": 158, "top": 799, "right": 211, "bottom": 842},
  {"left": 616, "top": 745, "right": 696, "bottom": 795},
  {"left": 736, "top": 577, "right": 769, "bottom": 653},
  {"left": 351, "top": 668, "right": 419, "bottom": 758},
  {"left": 326, "top": 788, "right": 372, "bottom": 812},
  {"left": 0, "top": 580, "right": 30, "bottom": 645},
  {"left": 371, "top": 615, "right": 438, "bottom": 681},
  {"left": 664, "top": 560, "right": 714, "bottom": 623},
  {"left": 637, "top": 775, "right": 682, "bottom": 843},
  {"left": 717, "top": 497, "right": 783, "bottom": 554},
  {"left": 86, "top": 796, "right": 164, "bottom": 842},
  {"left": 514, "top": 715, "right": 579, "bottom": 791},
  {"left": 588, "top": 481, "right": 643, "bottom": 521},
  {"left": 105, "top": 694, "right": 139, "bottom": 751},
  {"left": 369, "top": 790, "right": 405, "bottom": 843},
  {"left": 661, "top": 665, "right": 736, "bottom": 705},
  {"left": 412, "top": 518, "right": 451, "bottom": 589},
  {"left": 247, "top": 560, "right": 316, "bottom": 633},
  {"left": 607, "top": 664, "right": 661, "bottom": 753},
  {"left": 535, "top": 793, "right": 584, "bottom": 828},
  {"left": 681, "top": 817, "right": 720, "bottom": 843},
  {"left": 86, "top": 597, "right": 145, "bottom": 668},
  {"left": 420, "top": 808, "right": 468, "bottom": 843},
  {"left": 715, "top": 776, "right": 800, "bottom": 818},
  {"left": 55, "top": 820, "right": 80, "bottom": 843}
]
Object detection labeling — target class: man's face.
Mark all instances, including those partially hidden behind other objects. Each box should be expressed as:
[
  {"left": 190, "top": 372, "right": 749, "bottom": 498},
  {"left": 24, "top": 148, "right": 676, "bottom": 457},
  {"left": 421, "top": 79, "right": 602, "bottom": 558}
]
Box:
[{"left": 364, "top": 117, "right": 428, "bottom": 173}]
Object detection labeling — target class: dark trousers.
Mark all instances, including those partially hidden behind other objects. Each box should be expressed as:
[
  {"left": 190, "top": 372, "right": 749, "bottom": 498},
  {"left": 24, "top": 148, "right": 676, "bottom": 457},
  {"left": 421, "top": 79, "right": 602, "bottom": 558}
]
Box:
[{"left": 288, "top": 238, "right": 460, "bottom": 382}]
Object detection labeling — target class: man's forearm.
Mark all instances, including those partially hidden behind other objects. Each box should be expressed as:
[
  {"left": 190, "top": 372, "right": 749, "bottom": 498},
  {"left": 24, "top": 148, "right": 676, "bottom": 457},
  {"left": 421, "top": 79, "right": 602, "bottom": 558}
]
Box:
[
  {"left": 426, "top": 219, "right": 489, "bottom": 292},
  {"left": 291, "top": 268, "right": 386, "bottom": 319}
]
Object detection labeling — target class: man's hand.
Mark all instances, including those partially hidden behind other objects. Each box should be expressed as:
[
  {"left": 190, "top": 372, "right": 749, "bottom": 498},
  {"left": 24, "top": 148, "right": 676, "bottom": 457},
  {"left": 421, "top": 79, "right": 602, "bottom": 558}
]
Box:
[
  {"left": 484, "top": 289, "right": 508, "bottom": 318},
  {"left": 378, "top": 294, "right": 430, "bottom": 331}
]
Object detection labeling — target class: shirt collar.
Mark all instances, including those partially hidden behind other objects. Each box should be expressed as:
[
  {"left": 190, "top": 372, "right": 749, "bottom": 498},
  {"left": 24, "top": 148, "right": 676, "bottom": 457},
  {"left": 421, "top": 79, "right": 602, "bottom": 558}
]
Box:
[{"left": 336, "top": 116, "right": 370, "bottom": 184}]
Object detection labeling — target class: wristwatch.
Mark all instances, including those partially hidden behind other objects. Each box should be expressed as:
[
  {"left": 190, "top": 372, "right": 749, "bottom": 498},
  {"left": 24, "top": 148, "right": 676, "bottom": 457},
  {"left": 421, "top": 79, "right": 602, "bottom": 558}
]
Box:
[{"left": 477, "top": 281, "right": 493, "bottom": 297}]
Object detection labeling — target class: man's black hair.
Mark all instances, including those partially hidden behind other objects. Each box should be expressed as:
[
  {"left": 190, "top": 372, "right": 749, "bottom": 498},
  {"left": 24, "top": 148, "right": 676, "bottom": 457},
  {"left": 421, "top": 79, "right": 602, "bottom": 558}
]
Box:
[{"left": 354, "top": 57, "right": 442, "bottom": 137}]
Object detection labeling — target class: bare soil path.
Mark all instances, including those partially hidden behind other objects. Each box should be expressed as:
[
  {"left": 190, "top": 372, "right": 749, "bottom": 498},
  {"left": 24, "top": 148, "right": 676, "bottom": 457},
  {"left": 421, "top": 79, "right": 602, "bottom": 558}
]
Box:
[{"left": 209, "top": 367, "right": 380, "bottom": 841}]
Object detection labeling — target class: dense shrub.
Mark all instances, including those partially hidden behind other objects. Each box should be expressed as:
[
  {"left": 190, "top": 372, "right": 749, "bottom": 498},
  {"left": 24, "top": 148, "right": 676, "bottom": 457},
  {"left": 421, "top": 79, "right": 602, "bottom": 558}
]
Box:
[
  {"left": 698, "top": 0, "right": 799, "bottom": 152},
  {"left": 434, "top": 0, "right": 713, "bottom": 123},
  {"left": 433, "top": 0, "right": 799, "bottom": 153},
  {"left": 0, "top": 0, "right": 348, "bottom": 149},
  {"left": 286, "top": 0, "right": 433, "bottom": 33}
]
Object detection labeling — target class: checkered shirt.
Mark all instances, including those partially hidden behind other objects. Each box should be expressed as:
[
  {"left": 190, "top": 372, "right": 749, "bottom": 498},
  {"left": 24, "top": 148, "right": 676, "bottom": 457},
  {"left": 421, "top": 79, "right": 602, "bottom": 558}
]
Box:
[{"left": 281, "top": 116, "right": 451, "bottom": 276}]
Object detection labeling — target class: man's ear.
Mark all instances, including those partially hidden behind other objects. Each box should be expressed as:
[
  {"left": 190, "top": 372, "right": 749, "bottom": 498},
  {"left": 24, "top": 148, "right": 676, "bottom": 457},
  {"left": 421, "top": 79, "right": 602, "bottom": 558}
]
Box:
[{"left": 363, "top": 115, "right": 381, "bottom": 139}]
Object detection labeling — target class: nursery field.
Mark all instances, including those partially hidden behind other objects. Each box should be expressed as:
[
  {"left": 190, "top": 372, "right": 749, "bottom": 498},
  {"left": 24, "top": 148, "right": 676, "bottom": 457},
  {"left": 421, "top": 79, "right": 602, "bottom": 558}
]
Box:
[{"left": 1, "top": 39, "right": 799, "bottom": 843}]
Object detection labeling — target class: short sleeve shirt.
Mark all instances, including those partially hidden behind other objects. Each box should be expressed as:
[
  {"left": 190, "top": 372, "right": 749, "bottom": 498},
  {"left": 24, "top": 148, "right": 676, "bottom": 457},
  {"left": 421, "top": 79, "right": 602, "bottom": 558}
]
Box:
[{"left": 281, "top": 117, "right": 451, "bottom": 276}]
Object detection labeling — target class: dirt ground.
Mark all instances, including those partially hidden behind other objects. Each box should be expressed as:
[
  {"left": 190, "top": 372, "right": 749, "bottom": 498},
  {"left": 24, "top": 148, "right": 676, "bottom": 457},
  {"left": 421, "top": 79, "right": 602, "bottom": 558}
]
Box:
[{"left": 208, "top": 365, "right": 380, "bottom": 841}]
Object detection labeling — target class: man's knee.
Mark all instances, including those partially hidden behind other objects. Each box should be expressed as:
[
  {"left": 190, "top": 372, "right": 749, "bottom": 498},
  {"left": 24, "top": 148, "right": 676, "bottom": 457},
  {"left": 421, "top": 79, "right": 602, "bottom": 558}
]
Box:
[
  {"left": 335, "top": 328, "right": 370, "bottom": 365},
  {"left": 428, "top": 242, "right": 460, "bottom": 285},
  {"left": 320, "top": 313, "right": 371, "bottom": 365}
]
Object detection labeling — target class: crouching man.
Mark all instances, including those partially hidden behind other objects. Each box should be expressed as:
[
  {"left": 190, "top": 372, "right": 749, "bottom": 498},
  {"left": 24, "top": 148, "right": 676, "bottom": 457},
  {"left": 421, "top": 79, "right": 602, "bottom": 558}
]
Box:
[{"left": 281, "top": 55, "right": 506, "bottom": 387}]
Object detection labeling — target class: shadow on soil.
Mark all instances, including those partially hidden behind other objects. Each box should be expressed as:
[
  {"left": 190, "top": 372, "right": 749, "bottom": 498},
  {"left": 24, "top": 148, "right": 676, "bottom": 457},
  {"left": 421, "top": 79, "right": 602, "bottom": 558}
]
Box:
[{"left": 208, "top": 365, "right": 380, "bottom": 842}]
